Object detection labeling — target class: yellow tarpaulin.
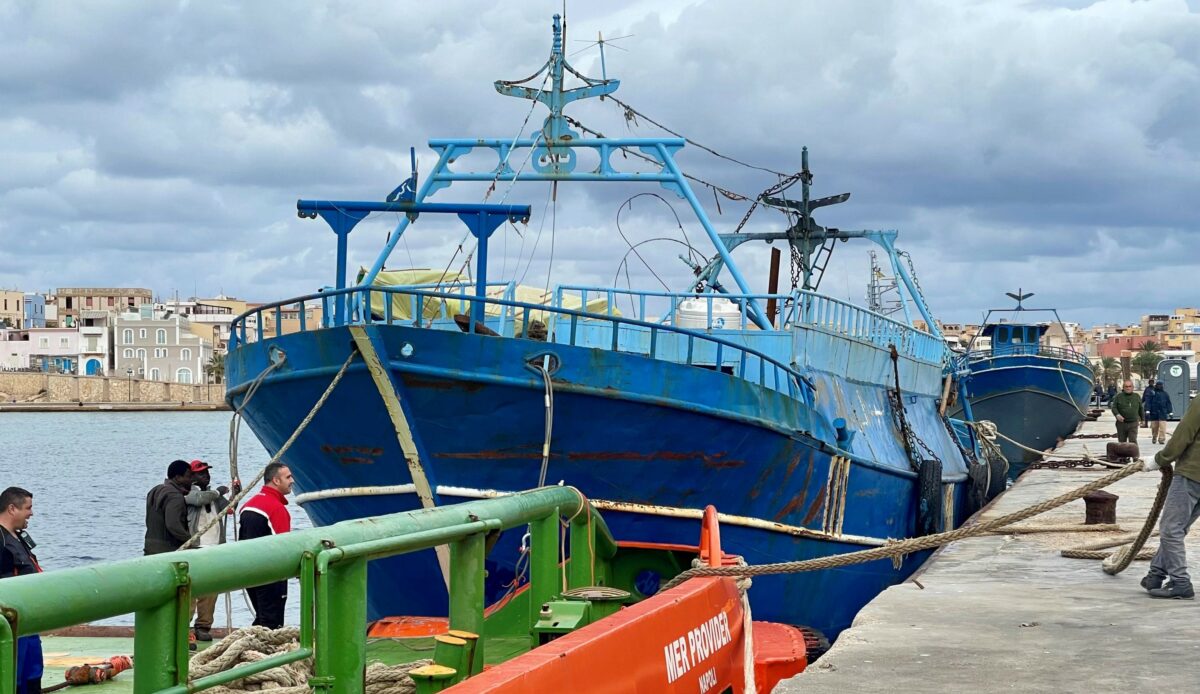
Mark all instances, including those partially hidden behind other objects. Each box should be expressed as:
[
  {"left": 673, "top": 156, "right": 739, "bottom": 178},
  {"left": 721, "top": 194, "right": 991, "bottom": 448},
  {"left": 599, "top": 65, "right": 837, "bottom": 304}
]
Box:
[{"left": 359, "top": 268, "right": 619, "bottom": 335}]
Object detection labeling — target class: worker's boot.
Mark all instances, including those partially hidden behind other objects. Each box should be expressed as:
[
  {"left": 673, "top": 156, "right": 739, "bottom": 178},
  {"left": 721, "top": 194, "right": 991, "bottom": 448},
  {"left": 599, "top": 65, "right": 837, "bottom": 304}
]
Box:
[
  {"left": 194, "top": 626, "right": 213, "bottom": 642},
  {"left": 1140, "top": 569, "right": 1168, "bottom": 592},
  {"left": 1148, "top": 582, "right": 1194, "bottom": 600}
]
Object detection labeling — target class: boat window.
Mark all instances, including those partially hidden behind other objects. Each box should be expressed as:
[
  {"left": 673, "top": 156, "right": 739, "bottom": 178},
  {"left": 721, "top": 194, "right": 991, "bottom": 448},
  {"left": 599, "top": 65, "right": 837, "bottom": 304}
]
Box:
[{"left": 1011, "top": 328, "right": 1023, "bottom": 344}]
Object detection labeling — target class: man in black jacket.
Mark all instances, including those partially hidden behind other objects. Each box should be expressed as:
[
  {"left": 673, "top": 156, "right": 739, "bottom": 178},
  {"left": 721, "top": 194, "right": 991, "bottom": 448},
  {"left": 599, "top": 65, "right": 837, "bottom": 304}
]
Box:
[
  {"left": 1, "top": 487, "right": 43, "bottom": 694},
  {"left": 144, "top": 460, "right": 194, "bottom": 555}
]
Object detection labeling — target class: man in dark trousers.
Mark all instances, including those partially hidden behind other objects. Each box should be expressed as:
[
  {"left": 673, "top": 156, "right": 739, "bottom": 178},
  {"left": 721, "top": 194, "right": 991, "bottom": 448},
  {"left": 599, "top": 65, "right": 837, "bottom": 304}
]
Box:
[
  {"left": 1142, "top": 378, "right": 1157, "bottom": 428},
  {"left": 1, "top": 487, "right": 43, "bottom": 694},
  {"left": 144, "top": 460, "right": 195, "bottom": 555},
  {"left": 1147, "top": 382, "right": 1174, "bottom": 445},
  {"left": 239, "top": 462, "right": 294, "bottom": 628},
  {"left": 185, "top": 460, "right": 237, "bottom": 642},
  {"left": 1110, "top": 379, "right": 1142, "bottom": 444}
]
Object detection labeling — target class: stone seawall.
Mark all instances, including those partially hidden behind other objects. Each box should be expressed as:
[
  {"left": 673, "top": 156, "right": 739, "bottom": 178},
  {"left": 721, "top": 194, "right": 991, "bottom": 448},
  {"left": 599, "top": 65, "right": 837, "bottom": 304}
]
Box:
[{"left": 0, "top": 372, "right": 225, "bottom": 405}]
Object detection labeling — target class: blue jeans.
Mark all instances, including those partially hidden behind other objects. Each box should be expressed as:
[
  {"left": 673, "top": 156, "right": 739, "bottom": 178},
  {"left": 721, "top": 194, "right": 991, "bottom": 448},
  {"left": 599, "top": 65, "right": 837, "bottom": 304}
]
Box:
[{"left": 15, "top": 634, "right": 43, "bottom": 694}]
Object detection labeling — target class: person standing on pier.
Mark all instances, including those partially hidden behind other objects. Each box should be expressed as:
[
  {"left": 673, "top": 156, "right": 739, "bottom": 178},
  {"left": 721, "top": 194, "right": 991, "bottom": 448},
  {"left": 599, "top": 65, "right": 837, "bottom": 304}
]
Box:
[
  {"left": 0, "top": 487, "right": 42, "bottom": 694},
  {"left": 1111, "top": 379, "right": 1142, "bottom": 444},
  {"left": 185, "top": 460, "right": 237, "bottom": 642},
  {"left": 1142, "top": 378, "right": 1157, "bottom": 429},
  {"left": 144, "top": 460, "right": 195, "bottom": 555},
  {"left": 239, "top": 462, "right": 294, "bottom": 629},
  {"left": 1146, "top": 382, "right": 1173, "bottom": 445},
  {"left": 1142, "top": 394, "right": 1200, "bottom": 599}
]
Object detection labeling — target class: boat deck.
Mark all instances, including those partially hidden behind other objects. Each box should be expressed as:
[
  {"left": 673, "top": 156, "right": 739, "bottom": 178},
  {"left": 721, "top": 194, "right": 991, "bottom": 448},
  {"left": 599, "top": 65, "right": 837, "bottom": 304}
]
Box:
[
  {"left": 37, "top": 633, "right": 530, "bottom": 693},
  {"left": 779, "top": 411, "right": 1196, "bottom": 693}
]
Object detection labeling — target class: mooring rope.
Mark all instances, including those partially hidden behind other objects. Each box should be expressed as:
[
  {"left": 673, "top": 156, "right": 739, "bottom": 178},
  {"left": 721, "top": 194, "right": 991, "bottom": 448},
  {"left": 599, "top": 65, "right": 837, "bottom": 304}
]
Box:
[
  {"left": 182, "top": 348, "right": 358, "bottom": 550},
  {"left": 190, "top": 626, "right": 430, "bottom": 694},
  {"left": 662, "top": 462, "right": 1171, "bottom": 590}
]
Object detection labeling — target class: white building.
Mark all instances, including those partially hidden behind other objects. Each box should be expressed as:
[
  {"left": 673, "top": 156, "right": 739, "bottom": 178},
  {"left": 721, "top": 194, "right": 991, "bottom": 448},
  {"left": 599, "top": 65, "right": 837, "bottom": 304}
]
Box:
[
  {"left": 114, "top": 307, "right": 212, "bottom": 383},
  {"left": 78, "top": 310, "right": 111, "bottom": 376}
]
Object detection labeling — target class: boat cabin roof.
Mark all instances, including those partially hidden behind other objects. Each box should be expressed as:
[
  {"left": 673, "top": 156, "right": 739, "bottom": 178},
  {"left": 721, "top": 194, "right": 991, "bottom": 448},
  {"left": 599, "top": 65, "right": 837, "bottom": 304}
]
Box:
[{"left": 981, "top": 323, "right": 1048, "bottom": 343}]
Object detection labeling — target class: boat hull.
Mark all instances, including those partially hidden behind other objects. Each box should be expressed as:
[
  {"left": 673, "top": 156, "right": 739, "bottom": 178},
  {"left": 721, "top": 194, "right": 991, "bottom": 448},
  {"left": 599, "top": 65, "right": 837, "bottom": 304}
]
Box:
[
  {"left": 952, "top": 354, "right": 1094, "bottom": 476},
  {"left": 228, "top": 324, "right": 974, "bottom": 638}
]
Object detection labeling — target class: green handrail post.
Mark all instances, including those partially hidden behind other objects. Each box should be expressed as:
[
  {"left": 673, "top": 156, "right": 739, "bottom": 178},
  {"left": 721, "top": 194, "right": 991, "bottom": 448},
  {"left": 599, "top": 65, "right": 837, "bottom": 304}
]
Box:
[
  {"left": 300, "top": 551, "right": 316, "bottom": 649},
  {"left": 134, "top": 561, "right": 191, "bottom": 692},
  {"left": 449, "top": 533, "right": 485, "bottom": 676},
  {"left": 0, "top": 610, "right": 15, "bottom": 694},
  {"left": 567, "top": 507, "right": 618, "bottom": 589},
  {"left": 324, "top": 556, "right": 368, "bottom": 694},
  {"left": 527, "top": 510, "right": 561, "bottom": 642}
]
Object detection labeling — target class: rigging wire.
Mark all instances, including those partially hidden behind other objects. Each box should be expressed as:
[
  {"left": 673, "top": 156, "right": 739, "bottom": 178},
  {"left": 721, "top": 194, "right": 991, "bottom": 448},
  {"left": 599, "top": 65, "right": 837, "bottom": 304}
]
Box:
[
  {"left": 613, "top": 193, "right": 704, "bottom": 298},
  {"left": 605, "top": 94, "right": 790, "bottom": 177}
]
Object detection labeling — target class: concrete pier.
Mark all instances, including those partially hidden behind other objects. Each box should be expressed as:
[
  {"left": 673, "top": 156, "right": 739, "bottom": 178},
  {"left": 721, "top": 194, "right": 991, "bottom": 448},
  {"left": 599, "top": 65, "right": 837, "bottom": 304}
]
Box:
[{"left": 779, "top": 411, "right": 1196, "bottom": 693}]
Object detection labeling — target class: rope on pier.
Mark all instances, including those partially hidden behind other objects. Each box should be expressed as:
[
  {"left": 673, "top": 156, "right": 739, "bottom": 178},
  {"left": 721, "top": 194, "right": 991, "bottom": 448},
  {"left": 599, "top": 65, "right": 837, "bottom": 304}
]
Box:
[
  {"left": 182, "top": 348, "right": 358, "bottom": 550},
  {"left": 190, "top": 626, "right": 430, "bottom": 694},
  {"left": 662, "top": 461, "right": 1171, "bottom": 589}
]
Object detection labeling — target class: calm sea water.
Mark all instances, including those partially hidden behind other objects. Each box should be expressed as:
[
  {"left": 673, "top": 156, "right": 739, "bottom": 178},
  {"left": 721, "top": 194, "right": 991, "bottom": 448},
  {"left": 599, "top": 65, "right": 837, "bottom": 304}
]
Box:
[{"left": 0, "top": 411, "right": 313, "bottom": 627}]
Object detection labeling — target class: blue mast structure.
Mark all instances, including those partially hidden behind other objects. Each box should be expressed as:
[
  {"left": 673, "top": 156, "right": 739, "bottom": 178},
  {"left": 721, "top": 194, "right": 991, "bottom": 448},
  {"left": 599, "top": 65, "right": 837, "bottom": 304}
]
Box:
[{"left": 356, "top": 14, "right": 773, "bottom": 330}]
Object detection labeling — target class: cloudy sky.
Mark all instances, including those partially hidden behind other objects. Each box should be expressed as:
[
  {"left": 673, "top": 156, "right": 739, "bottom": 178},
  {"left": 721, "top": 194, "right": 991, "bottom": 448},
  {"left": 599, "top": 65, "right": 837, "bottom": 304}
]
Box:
[{"left": 1, "top": 0, "right": 1197, "bottom": 327}]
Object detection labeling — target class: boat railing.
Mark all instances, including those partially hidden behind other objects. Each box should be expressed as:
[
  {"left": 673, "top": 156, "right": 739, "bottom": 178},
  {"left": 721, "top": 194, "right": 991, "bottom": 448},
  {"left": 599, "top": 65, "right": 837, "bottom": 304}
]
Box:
[
  {"left": 552, "top": 285, "right": 945, "bottom": 363},
  {"left": 793, "top": 290, "right": 947, "bottom": 362},
  {"left": 231, "top": 287, "right": 810, "bottom": 400},
  {"left": 552, "top": 285, "right": 800, "bottom": 330},
  {"left": 961, "top": 344, "right": 1092, "bottom": 368},
  {"left": 0, "top": 488, "right": 615, "bottom": 694}
]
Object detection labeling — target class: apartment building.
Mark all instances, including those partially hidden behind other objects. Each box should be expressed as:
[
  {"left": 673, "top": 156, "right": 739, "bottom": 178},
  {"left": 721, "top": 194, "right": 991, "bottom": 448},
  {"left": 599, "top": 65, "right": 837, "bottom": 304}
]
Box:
[
  {"left": 113, "top": 307, "right": 212, "bottom": 383},
  {"left": 56, "top": 287, "right": 152, "bottom": 327}
]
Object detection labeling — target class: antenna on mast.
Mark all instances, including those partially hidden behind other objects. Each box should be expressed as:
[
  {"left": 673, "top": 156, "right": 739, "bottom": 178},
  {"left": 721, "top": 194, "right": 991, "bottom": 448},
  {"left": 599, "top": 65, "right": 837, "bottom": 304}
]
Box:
[{"left": 1005, "top": 289, "right": 1035, "bottom": 310}]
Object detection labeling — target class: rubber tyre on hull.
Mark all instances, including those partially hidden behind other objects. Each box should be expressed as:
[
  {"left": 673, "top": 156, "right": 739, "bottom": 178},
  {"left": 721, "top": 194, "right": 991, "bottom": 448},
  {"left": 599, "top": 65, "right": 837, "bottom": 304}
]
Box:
[
  {"left": 917, "top": 459, "right": 944, "bottom": 536},
  {"left": 986, "top": 456, "right": 1008, "bottom": 501}
]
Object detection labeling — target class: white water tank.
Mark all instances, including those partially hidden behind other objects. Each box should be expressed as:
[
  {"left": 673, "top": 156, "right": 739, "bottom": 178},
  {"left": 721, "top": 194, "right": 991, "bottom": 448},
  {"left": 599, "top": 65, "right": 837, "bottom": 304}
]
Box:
[{"left": 674, "top": 297, "right": 743, "bottom": 330}]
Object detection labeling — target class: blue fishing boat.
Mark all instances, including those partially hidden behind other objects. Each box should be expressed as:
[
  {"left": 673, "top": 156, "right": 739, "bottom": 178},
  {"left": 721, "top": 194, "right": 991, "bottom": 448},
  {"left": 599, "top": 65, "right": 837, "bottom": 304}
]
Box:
[
  {"left": 225, "top": 16, "right": 997, "bottom": 641},
  {"left": 950, "top": 291, "right": 1095, "bottom": 477}
]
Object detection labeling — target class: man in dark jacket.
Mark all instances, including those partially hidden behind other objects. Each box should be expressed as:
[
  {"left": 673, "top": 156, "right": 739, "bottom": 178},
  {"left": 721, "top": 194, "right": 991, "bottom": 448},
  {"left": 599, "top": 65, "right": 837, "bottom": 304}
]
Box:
[
  {"left": 239, "top": 462, "right": 294, "bottom": 628},
  {"left": 1147, "top": 382, "right": 1174, "bottom": 445},
  {"left": 1, "top": 487, "right": 42, "bottom": 694},
  {"left": 144, "top": 460, "right": 194, "bottom": 555},
  {"left": 1142, "top": 379, "right": 1157, "bottom": 428},
  {"left": 1110, "top": 379, "right": 1142, "bottom": 444}
]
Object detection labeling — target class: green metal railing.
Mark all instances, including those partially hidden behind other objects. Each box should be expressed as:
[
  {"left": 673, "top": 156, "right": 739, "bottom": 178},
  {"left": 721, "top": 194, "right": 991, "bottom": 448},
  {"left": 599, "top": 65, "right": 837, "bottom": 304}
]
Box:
[{"left": 0, "top": 487, "right": 616, "bottom": 694}]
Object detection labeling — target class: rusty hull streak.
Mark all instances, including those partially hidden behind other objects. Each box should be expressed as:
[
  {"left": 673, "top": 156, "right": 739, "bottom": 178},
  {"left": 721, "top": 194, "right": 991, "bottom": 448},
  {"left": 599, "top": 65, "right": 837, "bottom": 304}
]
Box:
[
  {"left": 747, "top": 464, "right": 775, "bottom": 500},
  {"left": 401, "top": 375, "right": 485, "bottom": 392},
  {"left": 801, "top": 485, "right": 827, "bottom": 526}
]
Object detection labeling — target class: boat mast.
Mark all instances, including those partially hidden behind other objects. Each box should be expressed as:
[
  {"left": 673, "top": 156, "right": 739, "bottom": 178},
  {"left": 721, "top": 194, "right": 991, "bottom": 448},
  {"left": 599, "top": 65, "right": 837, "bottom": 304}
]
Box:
[{"left": 354, "top": 15, "right": 773, "bottom": 329}]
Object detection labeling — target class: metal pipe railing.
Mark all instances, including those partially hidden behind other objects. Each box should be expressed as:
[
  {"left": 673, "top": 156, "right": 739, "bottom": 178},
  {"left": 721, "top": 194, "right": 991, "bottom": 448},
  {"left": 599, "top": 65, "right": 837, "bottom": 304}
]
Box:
[
  {"left": 0, "top": 487, "right": 610, "bottom": 694},
  {"left": 229, "top": 286, "right": 812, "bottom": 400}
]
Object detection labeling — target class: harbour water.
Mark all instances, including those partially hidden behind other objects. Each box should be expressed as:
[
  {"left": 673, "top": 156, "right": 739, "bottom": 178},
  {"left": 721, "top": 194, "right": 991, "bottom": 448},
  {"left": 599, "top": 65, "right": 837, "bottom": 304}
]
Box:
[{"left": 0, "top": 411, "right": 313, "bottom": 627}]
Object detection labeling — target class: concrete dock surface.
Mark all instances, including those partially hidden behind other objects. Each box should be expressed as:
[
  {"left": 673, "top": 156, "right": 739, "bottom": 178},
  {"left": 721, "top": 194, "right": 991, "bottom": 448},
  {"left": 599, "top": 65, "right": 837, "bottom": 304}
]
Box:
[{"left": 779, "top": 411, "right": 1197, "bottom": 693}]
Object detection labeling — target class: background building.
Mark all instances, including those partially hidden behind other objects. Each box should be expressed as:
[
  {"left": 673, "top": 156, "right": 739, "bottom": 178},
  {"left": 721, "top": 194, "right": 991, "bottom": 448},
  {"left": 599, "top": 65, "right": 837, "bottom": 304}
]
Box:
[
  {"left": 0, "top": 290, "right": 23, "bottom": 328},
  {"left": 113, "top": 307, "right": 211, "bottom": 383},
  {"left": 23, "top": 294, "right": 46, "bottom": 328},
  {"left": 56, "top": 287, "right": 152, "bottom": 328}
]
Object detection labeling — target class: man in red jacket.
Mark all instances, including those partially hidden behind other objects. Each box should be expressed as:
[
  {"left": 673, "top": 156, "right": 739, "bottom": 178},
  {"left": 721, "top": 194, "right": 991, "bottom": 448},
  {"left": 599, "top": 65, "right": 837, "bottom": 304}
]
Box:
[{"left": 239, "top": 462, "right": 294, "bottom": 628}]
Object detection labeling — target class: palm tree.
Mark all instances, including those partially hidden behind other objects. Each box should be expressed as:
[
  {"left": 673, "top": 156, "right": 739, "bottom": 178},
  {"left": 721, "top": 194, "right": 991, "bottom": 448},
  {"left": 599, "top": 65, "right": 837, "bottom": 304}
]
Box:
[
  {"left": 204, "top": 352, "right": 226, "bottom": 384},
  {"left": 1132, "top": 342, "right": 1163, "bottom": 380},
  {"left": 1100, "top": 357, "right": 1122, "bottom": 388}
]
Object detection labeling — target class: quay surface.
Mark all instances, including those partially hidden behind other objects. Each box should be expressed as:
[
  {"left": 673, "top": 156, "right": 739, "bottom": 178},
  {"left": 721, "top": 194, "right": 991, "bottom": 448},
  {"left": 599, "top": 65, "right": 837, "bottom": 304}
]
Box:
[{"left": 780, "top": 410, "right": 1195, "bottom": 693}]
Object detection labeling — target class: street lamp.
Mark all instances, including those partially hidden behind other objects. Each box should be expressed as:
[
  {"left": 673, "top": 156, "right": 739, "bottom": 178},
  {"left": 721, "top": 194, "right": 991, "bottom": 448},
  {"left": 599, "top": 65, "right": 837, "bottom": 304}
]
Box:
[{"left": 126, "top": 367, "right": 133, "bottom": 401}]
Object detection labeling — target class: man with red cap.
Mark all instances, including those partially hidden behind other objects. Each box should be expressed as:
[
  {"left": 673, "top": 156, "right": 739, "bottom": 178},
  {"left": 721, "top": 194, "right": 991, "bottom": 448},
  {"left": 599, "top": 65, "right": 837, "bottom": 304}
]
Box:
[
  {"left": 239, "top": 462, "right": 294, "bottom": 628},
  {"left": 185, "top": 460, "right": 238, "bottom": 642}
]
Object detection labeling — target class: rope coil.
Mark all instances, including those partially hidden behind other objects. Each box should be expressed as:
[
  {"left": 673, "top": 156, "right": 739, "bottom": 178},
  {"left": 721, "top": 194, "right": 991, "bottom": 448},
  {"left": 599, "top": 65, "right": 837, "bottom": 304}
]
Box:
[{"left": 190, "top": 627, "right": 430, "bottom": 694}]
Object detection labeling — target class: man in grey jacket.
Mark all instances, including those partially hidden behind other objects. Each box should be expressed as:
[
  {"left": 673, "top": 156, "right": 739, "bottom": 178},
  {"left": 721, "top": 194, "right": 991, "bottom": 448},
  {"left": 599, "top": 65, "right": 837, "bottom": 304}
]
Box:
[
  {"left": 144, "top": 460, "right": 194, "bottom": 555},
  {"left": 185, "top": 460, "right": 238, "bottom": 641}
]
